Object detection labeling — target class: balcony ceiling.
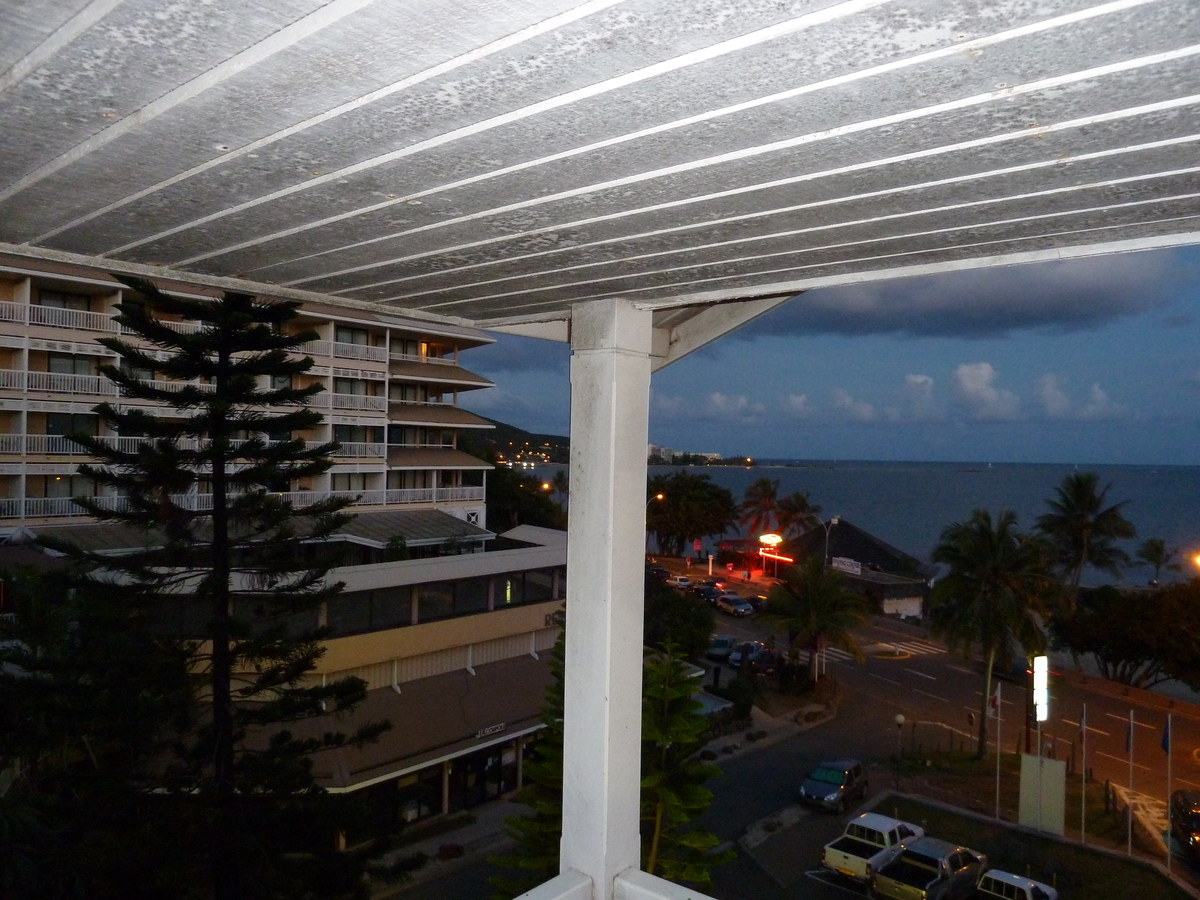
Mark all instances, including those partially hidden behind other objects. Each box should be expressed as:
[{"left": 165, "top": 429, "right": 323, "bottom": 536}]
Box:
[{"left": 2, "top": 0, "right": 1199, "bottom": 332}]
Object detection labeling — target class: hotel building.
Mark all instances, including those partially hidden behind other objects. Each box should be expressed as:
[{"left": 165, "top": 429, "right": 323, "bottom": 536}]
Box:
[{"left": 0, "top": 257, "right": 566, "bottom": 827}]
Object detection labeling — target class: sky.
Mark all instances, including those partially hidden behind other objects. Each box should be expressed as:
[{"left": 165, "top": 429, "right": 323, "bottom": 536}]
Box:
[{"left": 458, "top": 245, "right": 1200, "bottom": 465}]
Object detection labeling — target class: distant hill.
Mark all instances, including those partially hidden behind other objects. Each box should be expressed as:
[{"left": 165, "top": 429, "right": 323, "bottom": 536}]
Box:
[{"left": 459, "top": 416, "right": 570, "bottom": 465}]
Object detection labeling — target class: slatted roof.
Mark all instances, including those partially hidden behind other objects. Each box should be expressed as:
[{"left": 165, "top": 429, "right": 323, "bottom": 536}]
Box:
[{"left": 2, "top": 0, "right": 1198, "bottom": 334}]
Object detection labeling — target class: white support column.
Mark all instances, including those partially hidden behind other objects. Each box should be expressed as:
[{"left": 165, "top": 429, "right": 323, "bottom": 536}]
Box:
[{"left": 560, "top": 298, "right": 652, "bottom": 898}]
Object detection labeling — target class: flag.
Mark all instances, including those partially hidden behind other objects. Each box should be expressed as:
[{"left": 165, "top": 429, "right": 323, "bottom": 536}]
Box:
[
  {"left": 1162, "top": 718, "right": 1171, "bottom": 754},
  {"left": 987, "top": 682, "right": 1001, "bottom": 718},
  {"left": 1079, "top": 704, "right": 1086, "bottom": 738}
]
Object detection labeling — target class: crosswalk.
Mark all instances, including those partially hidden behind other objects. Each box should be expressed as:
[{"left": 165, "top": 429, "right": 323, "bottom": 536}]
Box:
[{"left": 797, "top": 638, "right": 945, "bottom": 665}]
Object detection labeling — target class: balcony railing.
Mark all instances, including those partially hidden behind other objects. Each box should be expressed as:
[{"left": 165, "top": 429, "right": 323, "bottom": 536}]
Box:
[
  {"left": 0, "top": 370, "right": 217, "bottom": 397},
  {"left": 294, "top": 338, "right": 388, "bottom": 363},
  {"left": 324, "top": 392, "right": 387, "bottom": 411},
  {"left": 389, "top": 351, "right": 456, "bottom": 366},
  {"left": 330, "top": 441, "right": 386, "bottom": 457},
  {"left": 0, "top": 485, "right": 485, "bottom": 519},
  {"left": 27, "top": 304, "right": 119, "bottom": 333}
]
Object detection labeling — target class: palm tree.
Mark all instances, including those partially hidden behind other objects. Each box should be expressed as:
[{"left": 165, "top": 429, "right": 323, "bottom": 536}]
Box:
[
  {"left": 1135, "top": 537, "right": 1181, "bottom": 585},
  {"left": 1035, "top": 472, "right": 1135, "bottom": 604},
  {"left": 739, "top": 477, "right": 779, "bottom": 536},
  {"left": 928, "top": 509, "right": 1055, "bottom": 758},
  {"left": 762, "top": 557, "right": 869, "bottom": 684},
  {"left": 776, "top": 491, "right": 822, "bottom": 540}
]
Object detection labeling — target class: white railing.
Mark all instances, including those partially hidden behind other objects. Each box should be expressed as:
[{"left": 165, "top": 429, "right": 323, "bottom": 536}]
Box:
[
  {"left": 294, "top": 338, "right": 387, "bottom": 363},
  {"left": 0, "top": 370, "right": 23, "bottom": 389},
  {"left": 389, "top": 352, "right": 456, "bottom": 366},
  {"left": 27, "top": 304, "right": 118, "bottom": 333},
  {"left": 391, "top": 441, "right": 455, "bottom": 449},
  {"left": 329, "top": 393, "right": 387, "bottom": 411},
  {"left": 26, "top": 371, "right": 118, "bottom": 395},
  {"left": 387, "top": 396, "right": 450, "bottom": 406},
  {"left": 331, "top": 442, "right": 385, "bottom": 457},
  {"left": 0, "top": 434, "right": 23, "bottom": 453},
  {"left": 0, "top": 485, "right": 486, "bottom": 519}
]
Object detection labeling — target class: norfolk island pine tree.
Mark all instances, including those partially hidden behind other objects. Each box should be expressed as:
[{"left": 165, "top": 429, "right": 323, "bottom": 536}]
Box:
[{"left": 45, "top": 276, "right": 392, "bottom": 899}]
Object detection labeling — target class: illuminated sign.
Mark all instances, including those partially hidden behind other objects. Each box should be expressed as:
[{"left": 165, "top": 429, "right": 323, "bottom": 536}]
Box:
[{"left": 1033, "top": 656, "right": 1048, "bottom": 722}]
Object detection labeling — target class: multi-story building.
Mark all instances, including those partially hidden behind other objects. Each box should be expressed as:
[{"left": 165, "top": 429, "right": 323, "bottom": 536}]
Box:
[
  {"left": 0, "top": 257, "right": 496, "bottom": 531},
  {"left": 0, "top": 257, "right": 568, "bottom": 829}
]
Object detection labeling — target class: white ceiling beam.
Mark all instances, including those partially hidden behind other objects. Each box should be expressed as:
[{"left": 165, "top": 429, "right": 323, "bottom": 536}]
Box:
[{"left": 650, "top": 295, "right": 795, "bottom": 372}]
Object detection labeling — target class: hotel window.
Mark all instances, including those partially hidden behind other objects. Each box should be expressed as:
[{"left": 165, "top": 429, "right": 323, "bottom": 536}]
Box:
[
  {"left": 331, "top": 473, "right": 367, "bottom": 492},
  {"left": 46, "top": 413, "right": 98, "bottom": 437},
  {"left": 47, "top": 353, "right": 97, "bottom": 376},
  {"left": 335, "top": 326, "right": 370, "bottom": 346},
  {"left": 270, "top": 373, "right": 291, "bottom": 391},
  {"left": 36, "top": 290, "right": 90, "bottom": 310},
  {"left": 334, "top": 425, "right": 378, "bottom": 443},
  {"left": 333, "top": 377, "right": 371, "bottom": 396},
  {"left": 38, "top": 474, "right": 95, "bottom": 498}
]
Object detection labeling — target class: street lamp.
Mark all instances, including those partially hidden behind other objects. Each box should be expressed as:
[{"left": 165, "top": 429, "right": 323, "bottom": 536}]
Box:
[
  {"left": 802, "top": 514, "right": 840, "bottom": 566},
  {"left": 645, "top": 493, "right": 664, "bottom": 555},
  {"left": 894, "top": 714, "right": 906, "bottom": 790}
]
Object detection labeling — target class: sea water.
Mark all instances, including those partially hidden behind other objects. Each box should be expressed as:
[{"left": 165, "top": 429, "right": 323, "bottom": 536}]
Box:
[{"left": 540, "top": 461, "right": 1200, "bottom": 576}]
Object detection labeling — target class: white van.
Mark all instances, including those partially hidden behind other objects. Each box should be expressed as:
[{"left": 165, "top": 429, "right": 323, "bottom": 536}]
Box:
[{"left": 975, "top": 870, "right": 1058, "bottom": 900}]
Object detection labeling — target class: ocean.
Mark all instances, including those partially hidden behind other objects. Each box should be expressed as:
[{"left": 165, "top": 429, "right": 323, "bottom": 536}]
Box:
[{"left": 539, "top": 460, "right": 1200, "bottom": 579}]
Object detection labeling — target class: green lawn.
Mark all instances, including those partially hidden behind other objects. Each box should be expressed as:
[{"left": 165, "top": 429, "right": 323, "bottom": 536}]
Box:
[{"left": 872, "top": 795, "right": 1188, "bottom": 900}]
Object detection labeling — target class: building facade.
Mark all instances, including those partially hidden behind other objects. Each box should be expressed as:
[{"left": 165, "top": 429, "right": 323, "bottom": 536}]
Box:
[
  {"left": 0, "top": 256, "right": 496, "bottom": 531},
  {"left": 0, "top": 258, "right": 568, "bottom": 831}
]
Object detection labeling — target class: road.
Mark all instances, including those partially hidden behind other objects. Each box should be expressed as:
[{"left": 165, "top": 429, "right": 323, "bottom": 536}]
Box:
[{"left": 397, "top": 609, "right": 1198, "bottom": 899}]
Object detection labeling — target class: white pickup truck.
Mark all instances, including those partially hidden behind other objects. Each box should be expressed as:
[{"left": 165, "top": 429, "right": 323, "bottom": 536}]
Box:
[{"left": 821, "top": 813, "right": 924, "bottom": 884}]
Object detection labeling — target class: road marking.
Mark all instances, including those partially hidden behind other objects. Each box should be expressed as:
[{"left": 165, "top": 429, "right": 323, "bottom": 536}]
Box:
[
  {"left": 914, "top": 688, "right": 949, "bottom": 703},
  {"left": 804, "top": 870, "right": 864, "bottom": 897},
  {"left": 908, "top": 670, "right": 938, "bottom": 681},
  {"left": 947, "top": 665, "right": 975, "bottom": 675},
  {"left": 870, "top": 673, "right": 901, "bottom": 686},
  {"left": 1061, "top": 719, "right": 1109, "bottom": 736},
  {"left": 1105, "top": 713, "right": 1155, "bottom": 730},
  {"left": 1095, "top": 751, "right": 1153, "bottom": 772},
  {"left": 1177, "top": 778, "right": 1200, "bottom": 789}
]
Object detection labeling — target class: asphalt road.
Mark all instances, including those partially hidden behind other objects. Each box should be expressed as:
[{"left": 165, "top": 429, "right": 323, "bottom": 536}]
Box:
[{"left": 397, "top": 608, "right": 1197, "bottom": 899}]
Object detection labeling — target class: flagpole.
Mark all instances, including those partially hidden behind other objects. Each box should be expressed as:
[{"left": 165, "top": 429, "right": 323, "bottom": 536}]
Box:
[
  {"left": 1080, "top": 702, "right": 1087, "bottom": 845},
  {"left": 995, "top": 681, "right": 1001, "bottom": 821},
  {"left": 1166, "top": 714, "right": 1173, "bottom": 874},
  {"left": 1127, "top": 709, "right": 1134, "bottom": 856}
]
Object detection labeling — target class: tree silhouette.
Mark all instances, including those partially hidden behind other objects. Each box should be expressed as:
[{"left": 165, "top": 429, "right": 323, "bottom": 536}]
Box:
[
  {"left": 1036, "top": 472, "right": 1135, "bottom": 606},
  {"left": 762, "top": 557, "right": 868, "bottom": 684},
  {"left": 739, "top": 477, "right": 779, "bottom": 537},
  {"left": 776, "top": 490, "right": 822, "bottom": 539},
  {"left": 1134, "top": 537, "right": 1182, "bottom": 585},
  {"left": 46, "top": 275, "right": 388, "bottom": 899},
  {"left": 928, "top": 509, "right": 1055, "bottom": 758}
]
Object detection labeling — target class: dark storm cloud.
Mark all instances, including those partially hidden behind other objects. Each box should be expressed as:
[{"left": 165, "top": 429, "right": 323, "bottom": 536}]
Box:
[
  {"left": 467, "top": 333, "right": 570, "bottom": 375},
  {"left": 740, "top": 249, "right": 1189, "bottom": 340}
]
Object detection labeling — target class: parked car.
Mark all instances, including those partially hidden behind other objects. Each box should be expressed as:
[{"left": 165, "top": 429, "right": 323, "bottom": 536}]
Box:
[
  {"left": 745, "top": 593, "right": 769, "bottom": 611},
  {"left": 693, "top": 578, "right": 719, "bottom": 589},
  {"left": 647, "top": 565, "right": 670, "bottom": 581},
  {"left": 1171, "top": 789, "right": 1200, "bottom": 860},
  {"left": 975, "top": 870, "right": 1057, "bottom": 900},
  {"left": 744, "top": 647, "right": 783, "bottom": 675},
  {"left": 664, "top": 575, "right": 691, "bottom": 589},
  {"left": 692, "top": 585, "right": 720, "bottom": 604},
  {"left": 705, "top": 634, "right": 737, "bottom": 663},
  {"left": 821, "top": 813, "right": 924, "bottom": 885},
  {"left": 727, "top": 641, "right": 764, "bottom": 669},
  {"left": 716, "top": 595, "right": 754, "bottom": 616},
  {"left": 798, "top": 759, "right": 868, "bottom": 813},
  {"left": 871, "top": 836, "right": 987, "bottom": 900}
]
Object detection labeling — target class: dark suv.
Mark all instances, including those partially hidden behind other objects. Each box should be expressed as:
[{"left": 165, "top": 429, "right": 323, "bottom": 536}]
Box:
[
  {"left": 1171, "top": 790, "right": 1200, "bottom": 860},
  {"left": 799, "top": 758, "right": 868, "bottom": 813}
]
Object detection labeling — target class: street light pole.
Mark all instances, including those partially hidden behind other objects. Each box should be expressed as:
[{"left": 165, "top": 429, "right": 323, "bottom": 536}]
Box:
[
  {"left": 645, "top": 493, "right": 664, "bottom": 555},
  {"left": 894, "top": 714, "right": 906, "bottom": 790},
  {"left": 803, "top": 514, "right": 840, "bottom": 566}
]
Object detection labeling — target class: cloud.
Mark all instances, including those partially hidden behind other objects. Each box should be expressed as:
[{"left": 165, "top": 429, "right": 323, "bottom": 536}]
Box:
[
  {"left": 1078, "top": 383, "right": 1123, "bottom": 420},
  {"left": 1035, "top": 374, "right": 1071, "bottom": 418},
  {"left": 832, "top": 388, "right": 876, "bottom": 422},
  {"left": 737, "top": 249, "right": 1186, "bottom": 339},
  {"left": 954, "top": 363, "right": 1019, "bottom": 420},
  {"left": 785, "top": 393, "right": 814, "bottom": 416},
  {"left": 902, "top": 373, "right": 940, "bottom": 420},
  {"left": 1034, "top": 374, "right": 1124, "bottom": 420},
  {"left": 706, "top": 392, "right": 765, "bottom": 419}
]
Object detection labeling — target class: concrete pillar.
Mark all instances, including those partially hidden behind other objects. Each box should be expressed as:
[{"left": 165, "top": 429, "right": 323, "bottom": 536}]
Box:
[{"left": 559, "top": 298, "right": 652, "bottom": 897}]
